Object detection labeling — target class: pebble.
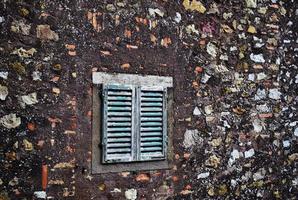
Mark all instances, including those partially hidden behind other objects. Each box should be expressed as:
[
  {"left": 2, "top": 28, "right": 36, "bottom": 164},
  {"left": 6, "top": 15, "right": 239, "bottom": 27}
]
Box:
[
  {"left": 244, "top": 149, "right": 255, "bottom": 158},
  {"left": 254, "top": 88, "right": 266, "bottom": 100},
  {"left": 125, "top": 189, "right": 137, "bottom": 200},
  {"left": 197, "top": 172, "right": 210, "bottom": 179},
  {"left": 0, "top": 85, "right": 8, "bottom": 100},
  {"left": 250, "top": 53, "right": 265, "bottom": 63},
  {"left": 193, "top": 107, "right": 201, "bottom": 116},
  {"left": 268, "top": 88, "right": 282, "bottom": 100}
]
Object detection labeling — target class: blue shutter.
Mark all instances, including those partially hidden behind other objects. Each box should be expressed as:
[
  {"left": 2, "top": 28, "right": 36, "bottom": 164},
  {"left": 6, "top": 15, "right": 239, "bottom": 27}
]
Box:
[
  {"left": 102, "top": 84, "right": 135, "bottom": 163},
  {"left": 138, "top": 86, "right": 167, "bottom": 161}
]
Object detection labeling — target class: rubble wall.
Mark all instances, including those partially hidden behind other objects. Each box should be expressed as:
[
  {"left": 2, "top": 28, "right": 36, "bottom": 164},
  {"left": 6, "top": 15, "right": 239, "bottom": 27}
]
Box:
[{"left": 0, "top": 0, "right": 297, "bottom": 199}]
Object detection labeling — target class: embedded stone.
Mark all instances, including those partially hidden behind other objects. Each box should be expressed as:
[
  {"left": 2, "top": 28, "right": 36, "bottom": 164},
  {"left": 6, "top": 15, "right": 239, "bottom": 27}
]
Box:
[
  {"left": 250, "top": 53, "right": 265, "bottom": 63},
  {"left": 244, "top": 149, "right": 255, "bottom": 158},
  {"left": 245, "top": 0, "right": 257, "bottom": 8},
  {"left": 125, "top": 189, "right": 137, "bottom": 200},
  {"left": 206, "top": 42, "right": 218, "bottom": 58},
  {"left": 19, "top": 92, "right": 38, "bottom": 108},
  {"left": 36, "top": 25, "right": 59, "bottom": 41},
  {"left": 0, "top": 113, "right": 21, "bottom": 129},
  {"left": 0, "top": 84, "right": 8, "bottom": 100},
  {"left": 268, "top": 88, "right": 281, "bottom": 100}
]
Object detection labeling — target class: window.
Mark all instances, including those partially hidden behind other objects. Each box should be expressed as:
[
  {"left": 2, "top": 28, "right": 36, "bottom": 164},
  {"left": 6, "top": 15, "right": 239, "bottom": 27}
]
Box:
[
  {"left": 92, "top": 72, "right": 173, "bottom": 173},
  {"left": 102, "top": 84, "right": 167, "bottom": 163}
]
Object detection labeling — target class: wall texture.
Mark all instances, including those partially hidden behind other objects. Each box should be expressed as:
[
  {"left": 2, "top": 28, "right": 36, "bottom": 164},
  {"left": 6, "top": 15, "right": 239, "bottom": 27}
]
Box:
[{"left": 0, "top": 0, "right": 297, "bottom": 199}]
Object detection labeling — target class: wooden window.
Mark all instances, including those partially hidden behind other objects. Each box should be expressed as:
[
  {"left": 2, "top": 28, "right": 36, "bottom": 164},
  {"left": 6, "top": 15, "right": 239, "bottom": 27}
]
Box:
[{"left": 102, "top": 85, "right": 167, "bottom": 163}]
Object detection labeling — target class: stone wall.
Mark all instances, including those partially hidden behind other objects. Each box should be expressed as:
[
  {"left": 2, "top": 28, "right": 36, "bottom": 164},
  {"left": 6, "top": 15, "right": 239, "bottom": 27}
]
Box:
[{"left": 0, "top": 0, "right": 297, "bottom": 199}]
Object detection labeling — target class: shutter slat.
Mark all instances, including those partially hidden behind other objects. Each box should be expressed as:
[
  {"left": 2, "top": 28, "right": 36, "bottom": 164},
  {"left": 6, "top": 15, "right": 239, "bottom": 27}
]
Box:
[
  {"left": 141, "top": 147, "right": 163, "bottom": 151},
  {"left": 141, "top": 102, "right": 163, "bottom": 106},
  {"left": 141, "top": 112, "right": 162, "bottom": 117},
  {"left": 141, "top": 142, "right": 163, "bottom": 146},
  {"left": 139, "top": 87, "right": 166, "bottom": 161},
  {"left": 108, "top": 112, "right": 131, "bottom": 116},
  {"left": 141, "top": 92, "right": 163, "bottom": 97},
  {"left": 107, "top": 133, "right": 131, "bottom": 137},
  {"left": 141, "top": 107, "right": 163, "bottom": 111},
  {"left": 107, "top": 138, "right": 131, "bottom": 142},
  {"left": 141, "top": 137, "right": 162, "bottom": 141},
  {"left": 141, "top": 97, "right": 163, "bottom": 102},
  {"left": 108, "top": 106, "right": 132, "bottom": 111},
  {"left": 108, "top": 101, "right": 132, "bottom": 106},
  {"left": 107, "top": 91, "right": 132, "bottom": 96},
  {"left": 108, "top": 122, "right": 131, "bottom": 126},
  {"left": 107, "top": 127, "right": 131, "bottom": 131},
  {"left": 141, "top": 127, "right": 162, "bottom": 131},
  {"left": 141, "top": 132, "right": 163, "bottom": 136},
  {"left": 141, "top": 122, "right": 162, "bottom": 126},
  {"left": 107, "top": 96, "right": 132, "bottom": 101},
  {"left": 102, "top": 85, "right": 134, "bottom": 163},
  {"left": 141, "top": 117, "right": 162, "bottom": 121},
  {"left": 108, "top": 117, "right": 131, "bottom": 122}
]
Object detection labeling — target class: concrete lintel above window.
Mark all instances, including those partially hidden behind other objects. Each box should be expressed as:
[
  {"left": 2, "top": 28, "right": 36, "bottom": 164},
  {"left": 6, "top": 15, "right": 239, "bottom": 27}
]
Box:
[{"left": 92, "top": 72, "right": 173, "bottom": 88}]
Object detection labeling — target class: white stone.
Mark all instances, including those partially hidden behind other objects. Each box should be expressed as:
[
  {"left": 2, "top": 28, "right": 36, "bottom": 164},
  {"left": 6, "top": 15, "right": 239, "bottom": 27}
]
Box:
[
  {"left": 183, "top": 129, "right": 199, "bottom": 148},
  {"left": 197, "top": 172, "right": 210, "bottom": 179},
  {"left": 231, "top": 149, "right": 240, "bottom": 160},
  {"left": 186, "top": 24, "right": 199, "bottom": 35},
  {"left": 32, "top": 71, "right": 42, "bottom": 81},
  {"left": 148, "top": 8, "right": 164, "bottom": 17},
  {"left": 246, "top": 0, "right": 257, "bottom": 8},
  {"left": 268, "top": 88, "right": 281, "bottom": 100},
  {"left": 219, "top": 54, "right": 228, "bottom": 61},
  {"left": 283, "top": 140, "right": 290, "bottom": 148},
  {"left": 0, "top": 113, "right": 21, "bottom": 129},
  {"left": 255, "top": 43, "right": 264, "bottom": 48},
  {"left": 230, "top": 46, "right": 237, "bottom": 51},
  {"left": 254, "top": 88, "right": 266, "bottom": 100},
  {"left": 294, "top": 127, "right": 298, "bottom": 137},
  {"left": 250, "top": 53, "right": 265, "bottom": 63},
  {"left": 34, "top": 191, "right": 47, "bottom": 199},
  {"left": 230, "top": 179, "right": 237, "bottom": 188},
  {"left": 248, "top": 74, "right": 255, "bottom": 81},
  {"left": 0, "top": 72, "right": 8, "bottom": 79},
  {"left": 253, "top": 168, "right": 266, "bottom": 181},
  {"left": 111, "top": 188, "right": 122, "bottom": 193},
  {"left": 214, "top": 64, "right": 229, "bottom": 73},
  {"left": 223, "top": 12, "right": 233, "bottom": 20},
  {"left": 125, "top": 189, "right": 137, "bottom": 200},
  {"left": 204, "top": 105, "right": 213, "bottom": 115},
  {"left": 229, "top": 149, "right": 241, "bottom": 165},
  {"left": 174, "top": 12, "right": 182, "bottom": 23},
  {"left": 253, "top": 119, "right": 263, "bottom": 133},
  {"left": 19, "top": 92, "right": 38, "bottom": 108},
  {"left": 193, "top": 107, "right": 201, "bottom": 116},
  {"left": 257, "top": 72, "right": 267, "bottom": 80},
  {"left": 201, "top": 73, "right": 211, "bottom": 83},
  {"left": 256, "top": 104, "right": 271, "bottom": 113},
  {"left": 0, "top": 84, "right": 8, "bottom": 100},
  {"left": 206, "top": 42, "right": 218, "bottom": 58},
  {"left": 244, "top": 148, "right": 255, "bottom": 158}
]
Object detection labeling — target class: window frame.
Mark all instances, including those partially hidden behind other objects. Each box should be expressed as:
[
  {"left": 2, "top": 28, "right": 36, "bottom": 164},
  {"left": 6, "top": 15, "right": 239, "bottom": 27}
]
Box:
[{"left": 91, "top": 72, "right": 173, "bottom": 174}]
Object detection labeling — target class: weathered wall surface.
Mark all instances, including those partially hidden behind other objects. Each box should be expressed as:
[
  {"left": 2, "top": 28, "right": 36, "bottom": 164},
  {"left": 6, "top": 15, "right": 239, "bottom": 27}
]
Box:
[{"left": 0, "top": 0, "right": 297, "bottom": 199}]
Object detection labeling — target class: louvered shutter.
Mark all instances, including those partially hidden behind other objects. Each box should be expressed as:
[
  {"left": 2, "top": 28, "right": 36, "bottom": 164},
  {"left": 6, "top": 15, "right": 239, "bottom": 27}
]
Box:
[
  {"left": 102, "top": 84, "right": 135, "bottom": 163},
  {"left": 138, "top": 86, "right": 167, "bottom": 161}
]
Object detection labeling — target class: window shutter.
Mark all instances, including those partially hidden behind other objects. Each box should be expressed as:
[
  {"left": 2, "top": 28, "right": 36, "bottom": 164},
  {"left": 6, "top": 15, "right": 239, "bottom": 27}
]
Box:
[
  {"left": 138, "top": 86, "right": 167, "bottom": 161},
  {"left": 102, "top": 84, "right": 135, "bottom": 163}
]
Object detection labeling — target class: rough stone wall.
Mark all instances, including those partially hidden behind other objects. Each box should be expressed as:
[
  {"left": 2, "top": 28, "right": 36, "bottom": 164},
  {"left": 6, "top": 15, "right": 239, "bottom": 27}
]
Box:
[{"left": 0, "top": 0, "right": 297, "bottom": 199}]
